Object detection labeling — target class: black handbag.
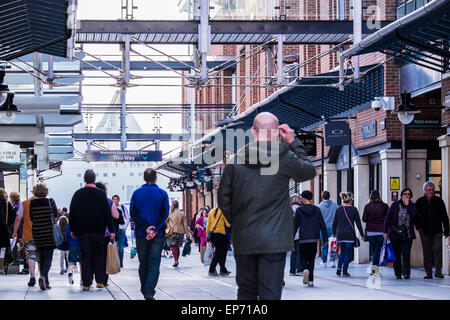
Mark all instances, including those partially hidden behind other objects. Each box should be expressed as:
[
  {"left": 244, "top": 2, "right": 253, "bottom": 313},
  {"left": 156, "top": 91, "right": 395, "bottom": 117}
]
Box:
[{"left": 393, "top": 224, "right": 408, "bottom": 240}]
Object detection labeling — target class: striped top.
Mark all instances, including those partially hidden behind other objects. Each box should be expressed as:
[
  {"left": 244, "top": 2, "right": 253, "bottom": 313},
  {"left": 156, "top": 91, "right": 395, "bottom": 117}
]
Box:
[{"left": 29, "top": 198, "right": 58, "bottom": 248}]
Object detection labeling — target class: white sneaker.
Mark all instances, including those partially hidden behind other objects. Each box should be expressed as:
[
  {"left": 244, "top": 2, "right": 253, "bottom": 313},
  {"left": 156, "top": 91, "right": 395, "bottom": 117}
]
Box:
[
  {"left": 68, "top": 273, "right": 74, "bottom": 285},
  {"left": 308, "top": 281, "right": 314, "bottom": 287},
  {"left": 303, "top": 269, "right": 310, "bottom": 285},
  {"left": 330, "top": 261, "right": 336, "bottom": 268},
  {"left": 320, "top": 261, "right": 327, "bottom": 268}
]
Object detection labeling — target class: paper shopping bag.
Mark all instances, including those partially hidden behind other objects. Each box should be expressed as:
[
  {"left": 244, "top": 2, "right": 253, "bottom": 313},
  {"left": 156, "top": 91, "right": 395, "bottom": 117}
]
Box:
[{"left": 106, "top": 242, "right": 121, "bottom": 275}]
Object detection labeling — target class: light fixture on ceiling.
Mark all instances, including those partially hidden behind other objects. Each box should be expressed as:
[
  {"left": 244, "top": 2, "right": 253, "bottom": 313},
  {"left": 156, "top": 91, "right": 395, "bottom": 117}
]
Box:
[{"left": 0, "top": 70, "right": 21, "bottom": 124}]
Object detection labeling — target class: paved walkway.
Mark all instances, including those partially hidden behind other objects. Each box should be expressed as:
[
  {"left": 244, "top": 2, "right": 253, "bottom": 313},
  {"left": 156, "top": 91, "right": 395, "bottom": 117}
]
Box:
[{"left": 1, "top": 243, "right": 449, "bottom": 300}]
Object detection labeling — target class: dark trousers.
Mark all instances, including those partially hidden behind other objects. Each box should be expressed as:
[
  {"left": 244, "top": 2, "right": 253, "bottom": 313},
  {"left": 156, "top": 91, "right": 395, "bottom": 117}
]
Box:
[
  {"left": 234, "top": 252, "right": 286, "bottom": 300},
  {"left": 419, "top": 231, "right": 443, "bottom": 276},
  {"left": 136, "top": 235, "right": 164, "bottom": 298},
  {"left": 37, "top": 247, "right": 53, "bottom": 281},
  {"left": 391, "top": 238, "right": 413, "bottom": 277},
  {"left": 290, "top": 240, "right": 302, "bottom": 274},
  {"left": 209, "top": 233, "right": 229, "bottom": 274},
  {"left": 368, "top": 235, "right": 384, "bottom": 266},
  {"left": 299, "top": 242, "right": 317, "bottom": 281},
  {"left": 78, "top": 233, "right": 106, "bottom": 287}
]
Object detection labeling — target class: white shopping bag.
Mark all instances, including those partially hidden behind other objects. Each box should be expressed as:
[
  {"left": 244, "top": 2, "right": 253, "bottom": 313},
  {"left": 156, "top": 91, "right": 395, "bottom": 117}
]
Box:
[{"left": 204, "top": 243, "right": 214, "bottom": 266}]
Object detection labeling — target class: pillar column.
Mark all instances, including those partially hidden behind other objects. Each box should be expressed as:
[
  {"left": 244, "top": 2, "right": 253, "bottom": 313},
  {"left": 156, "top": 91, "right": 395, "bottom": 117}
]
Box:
[
  {"left": 313, "top": 175, "right": 320, "bottom": 204},
  {"left": 380, "top": 149, "right": 403, "bottom": 206},
  {"left": 324, "top": 163, "right": 338, "bottom": 203},
  {"left": 406, "top": 149, "right": 427, "bottom": 268},
  {"left": 352, "top": 156, "right": 370, "bottom": 264},
  {"left": 438, "top": 135, "right": 450, "bottom": 275}
]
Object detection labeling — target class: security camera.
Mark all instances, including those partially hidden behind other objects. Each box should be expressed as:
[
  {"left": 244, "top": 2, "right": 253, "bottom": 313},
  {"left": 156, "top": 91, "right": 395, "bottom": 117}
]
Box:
[{"left": 371, "top": 99, "right": 382, "bottom": 111}]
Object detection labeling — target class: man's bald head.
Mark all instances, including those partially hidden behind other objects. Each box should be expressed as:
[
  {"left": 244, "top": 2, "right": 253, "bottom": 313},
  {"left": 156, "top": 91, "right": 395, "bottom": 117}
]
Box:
[{"left": 252, "top": 112, "right": 279, "bottom": 141}]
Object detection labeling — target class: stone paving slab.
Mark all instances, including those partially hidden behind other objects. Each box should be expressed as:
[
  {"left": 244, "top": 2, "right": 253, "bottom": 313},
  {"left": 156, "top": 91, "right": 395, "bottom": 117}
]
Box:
[{"left": 1, "top": 242, "right": 449, "bottom": 300}]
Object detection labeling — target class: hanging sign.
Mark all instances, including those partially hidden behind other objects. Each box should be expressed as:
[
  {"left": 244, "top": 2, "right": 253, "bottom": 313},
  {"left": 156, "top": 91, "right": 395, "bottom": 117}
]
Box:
[
  {"left": 296, "top": 133, "right": 317, "bottom": 157},
  {"left": 325, "top": 121, "right": 350, "bottom": 146},
  {"left": 85, "top": 150, "right": 162, "bottom": 162}
]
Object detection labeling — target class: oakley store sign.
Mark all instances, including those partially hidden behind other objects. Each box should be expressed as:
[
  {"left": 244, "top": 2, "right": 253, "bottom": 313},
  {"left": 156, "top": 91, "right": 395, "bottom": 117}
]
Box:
[{"left": 325, "top": 121, "right": 350, "bottom": 146}]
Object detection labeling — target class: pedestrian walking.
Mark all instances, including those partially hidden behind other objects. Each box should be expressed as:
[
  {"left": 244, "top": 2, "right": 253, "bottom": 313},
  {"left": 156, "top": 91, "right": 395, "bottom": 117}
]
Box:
[
  {"left": 112, "top": 195, "right": 130, "bottom": 268},
  {"left": 66, "top": 217, "right": 82, "bottom": 286},
  {"left": 206, "top": 207, "right": 231, "bottom": 277},
  {"left": 130, "top": 168, "right": 169, "bottom": 300},
  {"left": 9, "top": 192, "right": 22, "bottom": 239},
  {"left": 13, "top": 191, "right": 38, "bottom": 285},
  {"left": 69, "top": 169, "right": 115, "bottom": 291},
  {"left": 383, "top": 188, "right": 417, "bottom": 280},
  {"left": 414, "top": 181, "right": 449, "bottom": 279},
  {"left": 95, "top": 182, "right": 121, "bottom": 286},
  {"left": 293, "top": 190, "right": 327, "bottom": 287},
  {"left": 0, "top": 188, "right": 14, "bottom": 238},
  {"left": 332, "top": 192, "right": 364, "bottom": 277},
  {"left": 195, "top": 207, "right": 209, "bottom": 264},
  {"left": 289, "top": 194, "right": 302, "bottom": 276},
  {"left": 28, "top": 183, "right": 59, "bottom": 290},
  {"left": 57, "top": 215, "right": 69, "bottom": 275},
  {"left": 165, "top": 200, "right": 190, "bottom": 268},
  {"left": 0, "top": 189, "right": 10, "bottom": 273},
  {"left": 318, "top": 190, "right": 339, "bottom": 268},
  {"left": 218, "top": 112, "right": 316, "bottom": 300},
  {"left": 362, "top": 190, "right": 389, "bottom": 274},
  {"left": 190, "top": 209, "right": 201, "bottom": 248}
]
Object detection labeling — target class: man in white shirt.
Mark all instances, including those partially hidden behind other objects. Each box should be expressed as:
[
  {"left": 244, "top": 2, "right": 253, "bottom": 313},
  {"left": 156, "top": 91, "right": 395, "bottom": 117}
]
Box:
[{"left": 112, "top": 195, "right": 130, "bottom": 268}]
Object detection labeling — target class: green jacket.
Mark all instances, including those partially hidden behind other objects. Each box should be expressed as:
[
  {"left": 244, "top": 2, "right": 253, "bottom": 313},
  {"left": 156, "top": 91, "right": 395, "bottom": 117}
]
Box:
[{"left": 218, "top": 138, "right": 316, "bottom": 255}]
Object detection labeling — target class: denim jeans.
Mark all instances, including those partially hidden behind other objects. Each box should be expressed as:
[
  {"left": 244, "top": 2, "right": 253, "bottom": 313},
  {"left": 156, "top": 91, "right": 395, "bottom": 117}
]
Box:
[
  {"left": 116, "top": 229, "right": 126, "bottom": 266},
  {"left": 289, "top": 240, "right": 302, "bottom": 274},
  {"left": 37, "top": 247, "right": 53, "bottom": 280},
  {"left": 136, "top": 236, "right": 164, "bottom": 298},
  {"left": 337, "top": 242, "right": 354, "bottom": 273},
  {"left": 320, "top": 227, "right": 333, "bottom": 263},
  {"left": 234, "top": 252, "right": 286, "bottom": 300},
  {"left": 368, "top": 235, "right": 384, "bottom": 266}
]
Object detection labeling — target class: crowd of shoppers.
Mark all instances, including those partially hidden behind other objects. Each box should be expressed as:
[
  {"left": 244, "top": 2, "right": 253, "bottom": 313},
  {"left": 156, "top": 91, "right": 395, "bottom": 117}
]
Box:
[{"left": 0, "top": 111, "right": 449, "bottom": 301}]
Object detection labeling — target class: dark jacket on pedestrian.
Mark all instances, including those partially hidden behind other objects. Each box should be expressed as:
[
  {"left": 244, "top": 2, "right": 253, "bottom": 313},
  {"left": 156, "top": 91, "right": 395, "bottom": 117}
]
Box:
[
  {"left": 415, "top": 195, "right": 449, "bottom": 237},
  {"left": 29, "top": 198, "right": 59, "bottom": 249},
  {"left": 294, "top": 204, "right": 328, "bottom": 243},
  {"left": 69, "top": 186, "right": 115, "bottom": 236},
  {"left": 384, "top": 200, "right": 417, "bottom": 240},
  {"left": 130, "top": 182, "right": 170, "bottom": 238},
  {"left": 218, "top": 138, "right": 316, "bottom": 255},
  {"left": 332, "top": 206, "right": 364, "bottom": 242},
  {"left": 0, "top": 199, "right": 14, "bottom": 238},
  {"left": 362, "top": 200, "right": 389, "bottom": 233}
]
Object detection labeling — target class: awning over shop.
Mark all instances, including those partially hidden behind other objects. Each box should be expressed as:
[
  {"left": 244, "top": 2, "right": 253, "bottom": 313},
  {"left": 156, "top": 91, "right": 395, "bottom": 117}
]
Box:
[
  {"left": 0, "top": 0, "right": 72, "bottom": 61},
  {"left": 215, "top": 64, "right": 383, "bottom": 132},
  {"left": 340, "top": 0, "right": 450, "bottom": 73}
]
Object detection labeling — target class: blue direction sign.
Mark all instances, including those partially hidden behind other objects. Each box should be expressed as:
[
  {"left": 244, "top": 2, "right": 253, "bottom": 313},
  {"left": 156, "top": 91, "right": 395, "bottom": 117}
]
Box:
[{"left": 85, "top": 150, "right": 162, "bottom": 162}]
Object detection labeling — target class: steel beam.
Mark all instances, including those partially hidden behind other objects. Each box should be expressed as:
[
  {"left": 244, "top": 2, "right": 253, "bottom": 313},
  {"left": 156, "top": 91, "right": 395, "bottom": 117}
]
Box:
[{"left": 72, "top": 133, "right": 204, "bottom": 141}]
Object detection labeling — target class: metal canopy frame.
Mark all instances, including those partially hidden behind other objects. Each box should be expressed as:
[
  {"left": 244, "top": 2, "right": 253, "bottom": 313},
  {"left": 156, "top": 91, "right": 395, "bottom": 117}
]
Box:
[{"left": 339, "top": 0, "right": 450, "bottom": 88}]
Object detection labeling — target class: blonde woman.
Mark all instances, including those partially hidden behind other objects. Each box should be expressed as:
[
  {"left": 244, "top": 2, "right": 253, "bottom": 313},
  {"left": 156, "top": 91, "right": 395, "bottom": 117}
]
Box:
[{"left": 165, "top": 200, "right": 190, "bottom": 267}]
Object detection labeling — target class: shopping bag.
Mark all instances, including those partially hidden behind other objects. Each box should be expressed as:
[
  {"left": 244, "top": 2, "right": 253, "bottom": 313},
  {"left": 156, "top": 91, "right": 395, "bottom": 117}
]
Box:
[
  {"left": 203, "top": 243, "right": 214, "bottom": 266},
  {"left": 106, "top": 241, "right": 121, "bottom": 275},
  {"left": 328, "top": 236, "right": 338, "bottom": 260},
  {"left": 182, "top": 239, "right": 192, "bottom": 257},
  {"left": 380, "top": 239, "right": 396, "bottom": 267}
]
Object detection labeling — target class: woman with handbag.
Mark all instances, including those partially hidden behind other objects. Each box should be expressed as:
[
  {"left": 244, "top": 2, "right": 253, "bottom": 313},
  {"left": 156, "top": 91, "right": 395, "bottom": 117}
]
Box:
[
  {"left": 195, "top": 207, "right": 209, "bottom": 264},
  {"left": 383, "top": 187, "right": 417, "bottom": 280},
  {"left": 332, "top": 192, "right": 364, "bottom": 277},
  {"left": 362, "top": 190, "right": 389, "bottom": 274},
  {"left": 29, "top": 183, "right": 59, "bottom": 290},
  {"left": 206, "top": 207, "right": 231, "bottom": 277},
  {"left": 165, "top": 200, "right": 190, "bottom": 268}
]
